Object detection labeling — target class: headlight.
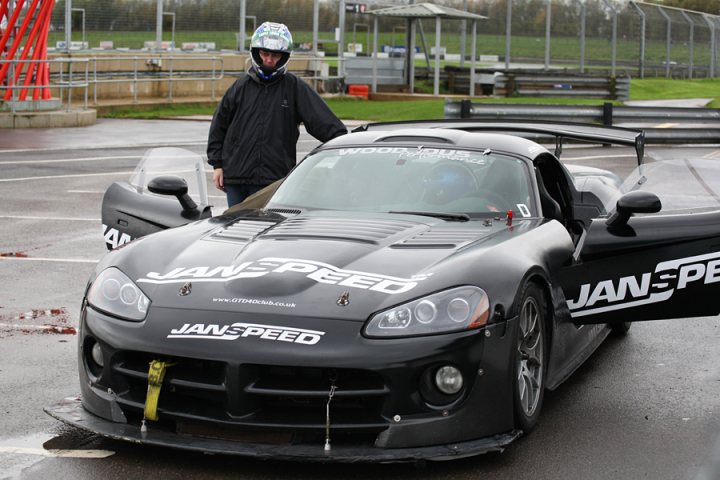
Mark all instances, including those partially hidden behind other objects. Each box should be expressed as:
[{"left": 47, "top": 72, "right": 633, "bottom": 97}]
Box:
[
  {"left": 364, "top": 286, "right": 489, "bottom": 338},
  {"left": 87, "top": 268, "right": 151, "bottom": 321}
]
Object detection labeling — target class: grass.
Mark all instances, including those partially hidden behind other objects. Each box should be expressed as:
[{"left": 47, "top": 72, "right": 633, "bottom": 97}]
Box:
[
  {"left": 49, "top": 30, "right": 714, "bottom": 67},
  {"left": 101, "top": 77, "right": 720, "bottom": 121},
  {"left": 629, "top": 78, "right": 720, "bottom": 103}
]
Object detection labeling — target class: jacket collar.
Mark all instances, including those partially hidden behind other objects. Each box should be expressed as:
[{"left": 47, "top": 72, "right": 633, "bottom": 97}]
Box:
[{"left": 247, "top": 68, "right": 285, "bottom": 86}]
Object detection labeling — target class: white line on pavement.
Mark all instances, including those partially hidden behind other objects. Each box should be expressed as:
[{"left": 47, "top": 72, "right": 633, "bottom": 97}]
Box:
[
  {"left": 0, "top": 155, "right": 141, "bottom": 165},
  {"left": 0, "top": 323, "right": 76, "bottom": 333},
  {"left": 0, "top": 171, "right": 134, "bottom": 182},
  {"left": 0, "top": 141, "right": 207, "bottom": 154},
  {"left": 0, "top": 215, "right": 99, "bottom": 221},
  {"left": 0, "top": 256, "right": 99, "bottom": 263},
  {"left": 0, "top": 446, "right": 115, "bottom": 458}
]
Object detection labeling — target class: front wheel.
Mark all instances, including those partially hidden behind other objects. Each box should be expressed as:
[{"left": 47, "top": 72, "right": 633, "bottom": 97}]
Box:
[{"left": 513, "top": 282, "right": 547, "bottom": 432}]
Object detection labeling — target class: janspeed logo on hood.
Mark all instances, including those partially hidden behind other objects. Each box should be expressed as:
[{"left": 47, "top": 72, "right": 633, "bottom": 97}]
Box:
[
  {"left": 138, "top": 257, "right": 431, "bottom": 295},
  {"left": 567, "top": 251, "right": 720, "bottom": 318}
]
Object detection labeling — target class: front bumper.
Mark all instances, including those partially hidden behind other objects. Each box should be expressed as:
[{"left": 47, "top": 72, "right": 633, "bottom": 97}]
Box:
[
  {"left": 54, "top": 305, "right": 522, "bottom": 461},
  {"left": 45, "top": 396, "right": 520, "bottom": 462}
]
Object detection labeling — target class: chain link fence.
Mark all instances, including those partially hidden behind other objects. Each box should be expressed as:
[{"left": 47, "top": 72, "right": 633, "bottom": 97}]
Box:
[{"left": 35, "top": 0, "right": 720, "bottom": 79}]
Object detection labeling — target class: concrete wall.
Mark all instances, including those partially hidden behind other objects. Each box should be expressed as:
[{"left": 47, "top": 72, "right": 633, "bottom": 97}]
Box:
[{"left": 47, "top": 52, "right": 320, "bottom": 102}]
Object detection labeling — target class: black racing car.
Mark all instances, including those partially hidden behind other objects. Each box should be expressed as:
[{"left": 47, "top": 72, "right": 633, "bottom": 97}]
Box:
[{"left": 45, "top": 121, "right": 720, "bottom": 462}]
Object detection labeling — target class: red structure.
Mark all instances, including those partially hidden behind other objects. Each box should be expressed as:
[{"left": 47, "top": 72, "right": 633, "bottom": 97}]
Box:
[{"left": 0, "top": 0, "right": 55, "bottom": 101}]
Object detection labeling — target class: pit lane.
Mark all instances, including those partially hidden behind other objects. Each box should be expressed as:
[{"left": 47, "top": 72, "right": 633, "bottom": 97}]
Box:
[{"left": 0, "top": 119, "right": 718, "bottom": 480}]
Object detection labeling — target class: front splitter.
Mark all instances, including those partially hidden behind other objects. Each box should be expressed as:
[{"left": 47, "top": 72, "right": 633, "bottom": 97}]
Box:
[{"left": 44, "top": 396, "right": 521, "bottom": 463}]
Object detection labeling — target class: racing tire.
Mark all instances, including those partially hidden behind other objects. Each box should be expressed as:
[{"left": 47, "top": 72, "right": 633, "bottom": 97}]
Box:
[{"left": 513, "top": 282, "right": 547, "bottom": 433}]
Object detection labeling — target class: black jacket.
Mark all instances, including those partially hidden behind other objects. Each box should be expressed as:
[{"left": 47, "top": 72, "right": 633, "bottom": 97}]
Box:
[{"left": 207, "top": 70, "right": 347, "bottom": 185}]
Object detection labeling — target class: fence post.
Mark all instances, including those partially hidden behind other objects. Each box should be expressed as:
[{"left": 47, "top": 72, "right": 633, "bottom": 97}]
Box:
[
  {"left": 657, "top": 6, "right": 672, "bottom": 79},
  {"left": 602, "top": 102, "right": 613, "bottom": 126},
  {"left": 629, "top": 2, "right": 646, "bottom": 79},
  {"left": 460, "top": 99, "right": 471, "bottom": 119},
  {"left": 506, "top": 73, "right": 516, "bottom": 97},
  {"left": 703, "top": 15, "right": 716, "bottom": 78},
  {"left": 681, "top": 11, "right": 695, "bottom": 79}
]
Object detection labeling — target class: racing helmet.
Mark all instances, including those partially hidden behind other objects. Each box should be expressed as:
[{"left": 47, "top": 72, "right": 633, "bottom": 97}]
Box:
[
  {"left": 422, "top": 162, "right": 478, "bottom": 206},
  {"left": 250, "top": 22, "right": 293, "bottom": 81}
]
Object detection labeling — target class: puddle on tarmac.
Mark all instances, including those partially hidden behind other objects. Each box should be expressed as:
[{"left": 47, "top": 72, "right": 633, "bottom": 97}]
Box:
[
  {"left": 0, "top": 432, "right": 55, "bottom": 449},
  {"left": 0, "top": 426, "right": 111, "bottom": 453}
]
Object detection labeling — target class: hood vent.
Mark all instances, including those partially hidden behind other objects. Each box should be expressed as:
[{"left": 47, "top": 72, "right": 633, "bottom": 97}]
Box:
[
  {"left": 210, "top": 219, "right": 277, "bottom": 242},
  {"left": 262, "top": 217, "right": 418, "bottom": 244},
  {"left": 393, "top": 227, "right": 490, "bottom": 249},
  {"left": 266, "top": 208, "right": 302, "bottom": 215}
]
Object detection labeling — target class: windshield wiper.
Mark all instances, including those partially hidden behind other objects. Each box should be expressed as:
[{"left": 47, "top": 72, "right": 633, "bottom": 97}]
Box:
[{"left": 389, "top": 210, "right": 470, "bottom": 222}]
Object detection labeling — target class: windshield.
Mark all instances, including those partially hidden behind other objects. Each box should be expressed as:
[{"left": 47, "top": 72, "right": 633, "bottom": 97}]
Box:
[
  {"left": 267, "top": 146, "right": 536, "bottom": 218},
  {"left": 606, "top": 158, "right": 720, "bottom": 215}
]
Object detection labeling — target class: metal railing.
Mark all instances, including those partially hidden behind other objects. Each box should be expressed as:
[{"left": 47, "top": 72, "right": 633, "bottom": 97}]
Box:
[
  {"left": 494, "top": 73, "right": 631, "bottom": 101},
  {"left": 87, "top": 55, "right": 224, "bottom": 105},
  {"left": 0, "top": 57, "right": 90, "bottom": 113},
  {"left": 1, "top": 55, "right": 226, "bottom": 112}
]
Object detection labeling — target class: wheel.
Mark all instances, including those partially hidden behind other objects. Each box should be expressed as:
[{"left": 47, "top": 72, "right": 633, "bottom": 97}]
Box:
[
  {"left": 513, "top": 282, "right": 547, "bottom": 432},
  {"left": 610, "top": 321, "right": 632, "bottom": 336}
]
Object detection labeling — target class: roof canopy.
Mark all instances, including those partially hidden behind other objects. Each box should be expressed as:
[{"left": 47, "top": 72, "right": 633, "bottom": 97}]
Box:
[{"left": 370, "top": 3, "right": 487, "bottom": 21}]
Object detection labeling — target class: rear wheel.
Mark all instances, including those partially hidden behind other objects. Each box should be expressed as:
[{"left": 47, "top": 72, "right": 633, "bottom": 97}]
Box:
[{"left": 513, "top": 282, "right": 547, "bottom": 432}]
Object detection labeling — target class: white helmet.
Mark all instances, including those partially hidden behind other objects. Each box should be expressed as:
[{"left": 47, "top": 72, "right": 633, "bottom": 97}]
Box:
[{"left": 250, "top": 22, "right": 293, "bottom": 81}]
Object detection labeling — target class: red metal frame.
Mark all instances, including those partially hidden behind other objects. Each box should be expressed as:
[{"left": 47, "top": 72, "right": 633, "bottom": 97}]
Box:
[{"left": 0, "top": 0, "right": 55, "bottom": 101}]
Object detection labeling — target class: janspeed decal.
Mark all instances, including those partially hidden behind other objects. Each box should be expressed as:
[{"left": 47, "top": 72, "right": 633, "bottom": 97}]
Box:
[
  {"left": 567, "top": 251, "right": 720, "bottom": 318},
  {"left": 138, "top": 257, "right": 431, "bottom": 295},
  {"left": 102, "top": 224, "right": 132, "bottom": 249},
  {"left": 168, "top": 322, "right": 324, "bottom": 345}
]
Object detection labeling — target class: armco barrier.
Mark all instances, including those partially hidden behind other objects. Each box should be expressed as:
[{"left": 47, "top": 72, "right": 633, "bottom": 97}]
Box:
[
  {"left": 444, "top": 100, "right": 720, "bottom": 144},
  {"left": 494, "top": 73, "right": 631, "bottom": 101}
]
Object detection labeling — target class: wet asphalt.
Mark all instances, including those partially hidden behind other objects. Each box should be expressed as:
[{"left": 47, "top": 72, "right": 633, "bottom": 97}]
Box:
[{"left": 0, "top": 117, "right": 718, "bottom": 480}]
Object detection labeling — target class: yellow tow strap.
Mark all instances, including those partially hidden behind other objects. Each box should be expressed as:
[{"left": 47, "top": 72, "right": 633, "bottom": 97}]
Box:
[{"left": 143, "top": 360, "right": 174, "bottom": 422}]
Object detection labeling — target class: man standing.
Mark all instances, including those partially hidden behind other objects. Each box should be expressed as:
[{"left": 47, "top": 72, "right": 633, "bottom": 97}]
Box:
[{"left": 207, "top": 22, "right": 347, "bottom": 207}]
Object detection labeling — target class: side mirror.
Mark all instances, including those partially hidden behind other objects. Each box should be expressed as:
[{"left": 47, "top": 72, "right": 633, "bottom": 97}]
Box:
[
  {"left": 148, "top": 176, "right": 198, "bottom": 212},
  {"left": 606, "top": 191, "right": 661, "bottom": 227}
]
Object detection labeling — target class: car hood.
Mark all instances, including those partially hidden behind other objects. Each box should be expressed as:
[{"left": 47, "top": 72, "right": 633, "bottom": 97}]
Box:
[{"left": 116, "top": 211, "right": 541, "bottom": 322}]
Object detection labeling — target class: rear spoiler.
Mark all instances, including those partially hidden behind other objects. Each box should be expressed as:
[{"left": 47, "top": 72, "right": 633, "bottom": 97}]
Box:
[{"left": 352, "top": 119, "right": 646, "bottom": 166}]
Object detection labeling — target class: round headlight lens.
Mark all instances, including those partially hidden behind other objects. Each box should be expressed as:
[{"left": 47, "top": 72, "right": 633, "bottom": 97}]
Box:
[
  {"left": 415, "top": 300, "right": 437, "bottom": 324},
  {"left": 102, "top": 278, "right": 121, "bottom": 301},
  {"left": 447, "top": 297, "right": 470, "bottom": 323},
  {"left": 119, "top": 283, "right": 139, "bottom": 305},
  {"left": 435, "top": 365, "right": 464, "bottom": 395}
]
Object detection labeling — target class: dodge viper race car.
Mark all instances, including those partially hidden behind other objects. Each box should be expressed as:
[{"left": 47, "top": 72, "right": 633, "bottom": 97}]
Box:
[{"left": 46, "top": 121, "right": 720, "bottom": 462}]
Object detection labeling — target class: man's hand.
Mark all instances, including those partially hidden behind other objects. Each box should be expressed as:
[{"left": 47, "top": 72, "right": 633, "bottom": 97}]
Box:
[{"left": 213, "top": 168, "right": 224, "bottom": 191}]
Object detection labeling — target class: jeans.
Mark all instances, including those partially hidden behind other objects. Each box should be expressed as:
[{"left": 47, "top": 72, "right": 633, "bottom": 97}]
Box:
[{"left": 224, "top": 184, "right": 265, "bottom": 208}]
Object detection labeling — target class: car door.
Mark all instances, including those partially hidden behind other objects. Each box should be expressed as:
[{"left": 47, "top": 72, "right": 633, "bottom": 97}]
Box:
[
  {"left": 101, "top": 147, "right": 213, "bottom": 249},
  {"left": 559, "top": 191, "right": 720, "bottom": 325}
]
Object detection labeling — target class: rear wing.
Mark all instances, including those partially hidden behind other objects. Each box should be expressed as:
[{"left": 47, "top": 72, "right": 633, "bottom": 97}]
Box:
[{"left": 353, "top": 119, "right": 646, "bottom": 165}]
